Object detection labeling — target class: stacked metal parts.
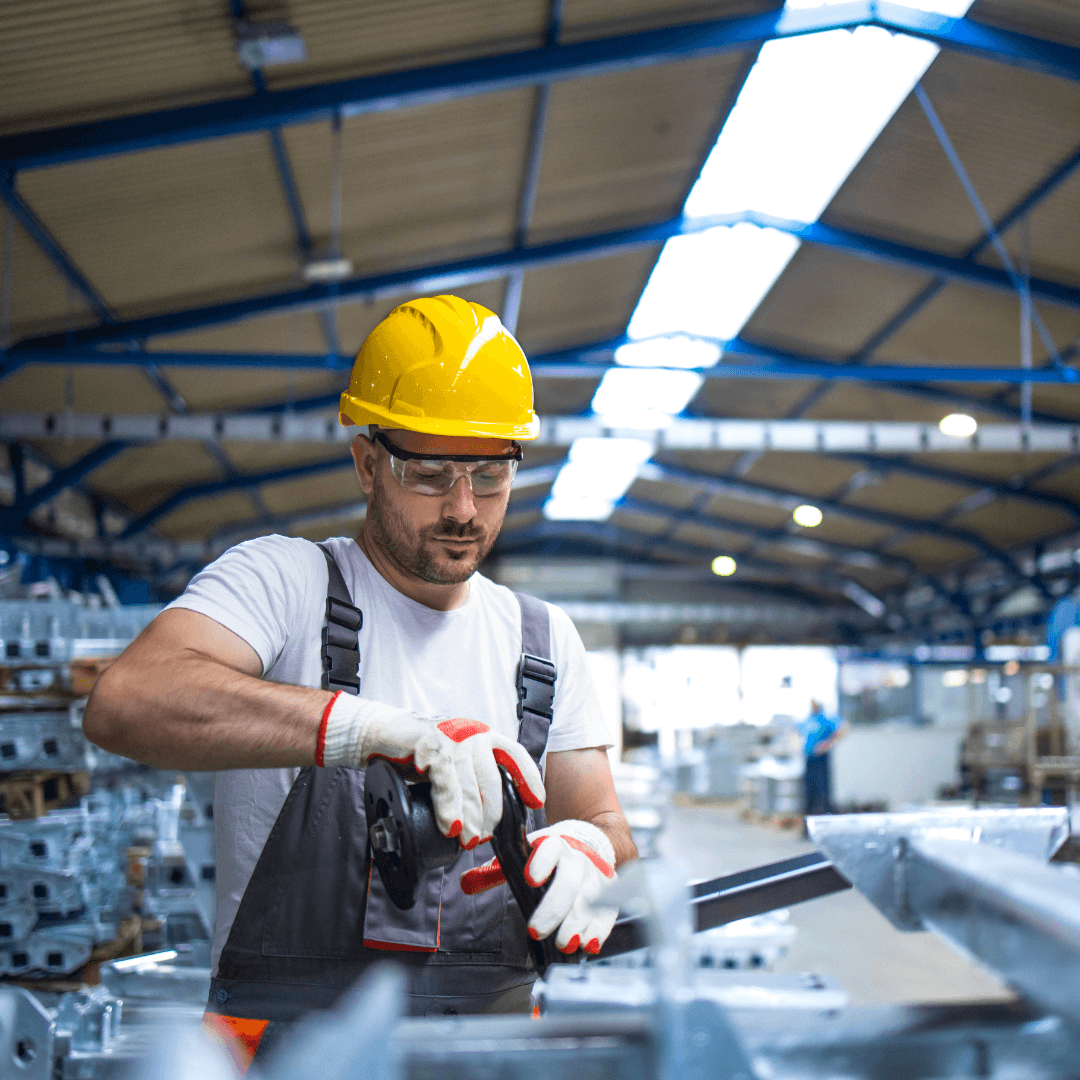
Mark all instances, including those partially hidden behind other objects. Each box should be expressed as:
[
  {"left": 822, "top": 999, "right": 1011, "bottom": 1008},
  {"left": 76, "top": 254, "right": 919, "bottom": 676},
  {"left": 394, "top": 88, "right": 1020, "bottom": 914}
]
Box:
[
  {"left": 3, "top": 806, "right": 1071, "bottom": 1080},
  {"left": 0, "top": 595, "right": 215, "bottom": 988}
]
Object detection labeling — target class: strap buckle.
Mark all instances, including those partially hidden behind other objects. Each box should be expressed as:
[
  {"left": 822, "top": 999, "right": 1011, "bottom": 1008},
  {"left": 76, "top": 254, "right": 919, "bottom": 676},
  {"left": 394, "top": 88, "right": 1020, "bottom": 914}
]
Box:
[{"left": 516, "top": 653, "right": 556, "bottom": 722}]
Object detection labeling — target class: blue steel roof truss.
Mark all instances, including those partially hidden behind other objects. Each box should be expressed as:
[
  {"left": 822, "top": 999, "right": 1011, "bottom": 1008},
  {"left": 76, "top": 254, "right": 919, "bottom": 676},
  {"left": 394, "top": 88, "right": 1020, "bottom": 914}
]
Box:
[{"left": 2, "top": 0, "right": 1080, "bottom": 622}]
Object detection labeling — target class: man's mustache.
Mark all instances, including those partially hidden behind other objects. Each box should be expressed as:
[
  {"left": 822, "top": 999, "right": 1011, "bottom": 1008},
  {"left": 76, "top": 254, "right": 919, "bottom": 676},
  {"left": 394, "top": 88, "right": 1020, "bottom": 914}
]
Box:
[{"left": 428, "top": 522, "right": 485, "bottom": 541}]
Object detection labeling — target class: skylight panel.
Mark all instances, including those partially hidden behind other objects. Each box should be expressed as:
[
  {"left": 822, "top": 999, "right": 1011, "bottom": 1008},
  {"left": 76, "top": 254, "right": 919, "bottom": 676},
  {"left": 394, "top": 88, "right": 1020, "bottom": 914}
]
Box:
[
  {"left": 592, "top": 368, "right": 704, "bottom": 430},
  {"left": 544, "top": 0, "right": 974, "bottom": 523},
  {"left": 544, "top": 438, "right": 653, "bottom": 522},
  {"left": 615, "top": 335, "right": 721, "bottom": 369}
]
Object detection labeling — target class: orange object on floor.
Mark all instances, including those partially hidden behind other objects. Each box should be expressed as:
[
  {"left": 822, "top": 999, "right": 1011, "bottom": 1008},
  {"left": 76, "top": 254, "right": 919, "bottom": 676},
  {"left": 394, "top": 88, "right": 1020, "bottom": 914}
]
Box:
[{"left": 202, "top": 1013, "right": 269, "bottom": 1074}]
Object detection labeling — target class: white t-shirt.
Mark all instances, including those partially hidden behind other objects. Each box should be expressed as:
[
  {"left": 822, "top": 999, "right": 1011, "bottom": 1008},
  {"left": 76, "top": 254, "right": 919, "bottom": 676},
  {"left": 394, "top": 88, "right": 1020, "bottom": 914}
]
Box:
[{"left": 164, "top": 534, "right": 610, "bottom": 971}]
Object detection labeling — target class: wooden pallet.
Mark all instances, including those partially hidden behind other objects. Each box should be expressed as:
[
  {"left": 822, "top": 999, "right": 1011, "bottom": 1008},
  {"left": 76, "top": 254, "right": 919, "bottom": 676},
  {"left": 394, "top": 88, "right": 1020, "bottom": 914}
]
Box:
[
  {"left": 0, "top": 914, "right": 143, "bottom": 991},
  {"left": 0, "top": 770, "right": 90, "bottom": 819},
  {"left": 739, "top": 806, "right": 805, "bottom": 831}
]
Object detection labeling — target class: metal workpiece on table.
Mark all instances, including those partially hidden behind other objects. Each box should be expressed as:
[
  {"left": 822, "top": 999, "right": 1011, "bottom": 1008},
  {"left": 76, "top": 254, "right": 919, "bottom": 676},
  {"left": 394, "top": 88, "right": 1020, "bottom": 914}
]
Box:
[
  {"left": 807, "top": 806, "right": 1072, "bottom": 931},
  {"left": 599, "top": 851, "right": 851, "bottom": 959},
  {"left": 903, "top": 838, "right": 1080, "bottom": 1030}
]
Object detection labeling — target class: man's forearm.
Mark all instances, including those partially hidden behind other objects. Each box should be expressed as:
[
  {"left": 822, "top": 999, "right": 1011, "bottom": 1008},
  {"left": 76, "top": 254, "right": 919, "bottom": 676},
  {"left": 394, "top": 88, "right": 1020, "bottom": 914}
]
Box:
[
  {"left": 85, "top": 651, "right": 329, "bottom": 770},
  {"left": 589, "top": 810, "right": 638, "bottom": 867}
]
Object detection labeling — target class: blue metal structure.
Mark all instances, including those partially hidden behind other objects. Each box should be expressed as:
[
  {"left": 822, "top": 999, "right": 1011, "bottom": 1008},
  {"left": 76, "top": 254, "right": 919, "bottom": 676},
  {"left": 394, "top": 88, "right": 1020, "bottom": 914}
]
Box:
[
  {"left": 7, "top": 340, "right": 1079, "bottom": 386},
  {"left": 2, "top": 4, "right": 1078, "bottom": 174},
  {"left": 118, "top": 454, "right": 352, "bottom": 538},
  {"left": 0, "top": 441, "right": 128, "bottom": 533},
  {"left": 645, "top": 459, "right": 1033, "bottom": 582},
  {"left": 0, "top": 175, "right": 115, "bottom": 324},
  {"left": 9, "top": 209, "right": 1080, "bottom": 357}
]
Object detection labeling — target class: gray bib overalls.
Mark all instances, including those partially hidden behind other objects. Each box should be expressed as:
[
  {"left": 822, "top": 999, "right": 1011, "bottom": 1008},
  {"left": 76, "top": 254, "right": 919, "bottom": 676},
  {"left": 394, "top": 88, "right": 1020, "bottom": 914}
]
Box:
[{"left": 205, "top": 543, "right": 557, "bottom": 1055}]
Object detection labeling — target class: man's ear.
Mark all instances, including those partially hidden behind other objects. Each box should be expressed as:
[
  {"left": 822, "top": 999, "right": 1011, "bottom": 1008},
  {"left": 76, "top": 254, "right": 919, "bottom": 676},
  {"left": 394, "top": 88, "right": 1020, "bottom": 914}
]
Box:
[{"left": 351, "top": 432, "right": 377, "bottom": 496}]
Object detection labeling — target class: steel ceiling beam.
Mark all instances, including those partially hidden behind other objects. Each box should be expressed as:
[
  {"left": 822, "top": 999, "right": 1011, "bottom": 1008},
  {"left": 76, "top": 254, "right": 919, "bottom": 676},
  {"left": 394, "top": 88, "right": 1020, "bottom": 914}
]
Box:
[
  {"left": 118, "top": 455, "right": 354, "bottom": 538},
  {"left": 644, "top": 459, "right": 1028, "bottom": 578},
  {"left": 12, "top": 341, "right": 1080, "bottom": 389},
  {"left": 0, "top": 441, "right": 128, "bottom": 533},
  {"left": 11, "top": 207, "right": 1080, "bottom": 355},
  {"left": 3, "top": 3, "right": 1077, "bottom": 175},
  {"left": 0, "top": 174, "right": 114, "bottom": 324},
  {"left": 495, "top": 515, "right": 865, "bottom": 608}
]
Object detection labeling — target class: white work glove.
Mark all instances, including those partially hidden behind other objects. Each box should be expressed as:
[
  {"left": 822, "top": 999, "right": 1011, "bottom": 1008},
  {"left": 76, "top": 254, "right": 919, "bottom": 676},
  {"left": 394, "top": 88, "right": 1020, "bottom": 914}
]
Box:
[
  {"left": 460, "top": 819, "right": 618, "bottom": 955},
  {"left": 317, "top": 691, "right": 545, "bottom": 849}
]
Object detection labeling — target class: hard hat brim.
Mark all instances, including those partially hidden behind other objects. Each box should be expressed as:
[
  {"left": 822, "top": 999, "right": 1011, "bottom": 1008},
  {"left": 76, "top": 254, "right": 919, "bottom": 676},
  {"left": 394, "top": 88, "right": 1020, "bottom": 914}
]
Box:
[{"left": 339, "top": 393, "right": 540, "bottom": 441}]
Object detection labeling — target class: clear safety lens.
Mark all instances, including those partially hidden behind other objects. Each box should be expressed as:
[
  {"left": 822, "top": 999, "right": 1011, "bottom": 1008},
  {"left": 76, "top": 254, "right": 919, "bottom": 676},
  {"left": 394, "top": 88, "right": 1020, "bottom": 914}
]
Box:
[{"left": 389, "top": 455, "right": 519, "bottom": 496}]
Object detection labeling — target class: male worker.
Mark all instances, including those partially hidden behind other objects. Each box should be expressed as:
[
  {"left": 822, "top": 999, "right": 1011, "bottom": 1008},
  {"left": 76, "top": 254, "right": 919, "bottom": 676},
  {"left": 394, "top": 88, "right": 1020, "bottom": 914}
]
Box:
[
  {"left": 799, "top": 698, "right": 848, "bottom": 817},
  {"left": 83, "top": 295, "right": 636, "bottom": 1063}
]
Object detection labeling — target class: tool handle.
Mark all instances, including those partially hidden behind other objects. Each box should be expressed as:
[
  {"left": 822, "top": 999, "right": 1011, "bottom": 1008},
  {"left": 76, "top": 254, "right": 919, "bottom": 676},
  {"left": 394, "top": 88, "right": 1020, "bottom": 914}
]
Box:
[{"left": 489, "top": 765, "right": 569, "bottom": 975}]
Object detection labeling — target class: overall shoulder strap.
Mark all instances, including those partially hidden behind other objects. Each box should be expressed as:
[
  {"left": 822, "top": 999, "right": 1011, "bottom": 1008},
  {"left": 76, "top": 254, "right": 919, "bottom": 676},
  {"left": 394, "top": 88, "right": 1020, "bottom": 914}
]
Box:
[
  {"left": 316, "top": 542, "right": 363, "bottom": 696},
  {"left": 514, "top": 591, "right": 556, "bottom": 765}
]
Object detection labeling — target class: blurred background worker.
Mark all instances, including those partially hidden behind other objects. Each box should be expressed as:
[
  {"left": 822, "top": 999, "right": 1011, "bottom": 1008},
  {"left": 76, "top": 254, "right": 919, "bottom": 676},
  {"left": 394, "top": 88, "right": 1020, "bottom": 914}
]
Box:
[
  {"left": 83, "top": 296, "right": 636, "bottom": 1067},
  {"left": 799, "top": 698, "right": 849, "bottom": 817}
]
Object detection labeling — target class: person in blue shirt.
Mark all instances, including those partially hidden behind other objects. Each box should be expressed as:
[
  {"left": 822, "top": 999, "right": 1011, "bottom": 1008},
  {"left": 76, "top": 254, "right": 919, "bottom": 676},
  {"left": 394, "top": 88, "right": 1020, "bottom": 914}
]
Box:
[{"left": 798, "top": 700, "right": 849, "bottom": 817}]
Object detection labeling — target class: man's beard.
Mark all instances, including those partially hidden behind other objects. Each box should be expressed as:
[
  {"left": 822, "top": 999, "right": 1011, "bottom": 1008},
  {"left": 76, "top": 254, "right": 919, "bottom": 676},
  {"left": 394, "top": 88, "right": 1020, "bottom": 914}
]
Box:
[{"left": 366, "top": 469, "right": 503, "bottom": 585}]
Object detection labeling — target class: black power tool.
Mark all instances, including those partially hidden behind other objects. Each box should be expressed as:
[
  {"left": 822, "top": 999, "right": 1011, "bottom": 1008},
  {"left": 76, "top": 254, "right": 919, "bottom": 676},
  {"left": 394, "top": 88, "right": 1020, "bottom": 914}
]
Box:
[{"left": 364, "top": 757, "right": 567, "bottom": 972}]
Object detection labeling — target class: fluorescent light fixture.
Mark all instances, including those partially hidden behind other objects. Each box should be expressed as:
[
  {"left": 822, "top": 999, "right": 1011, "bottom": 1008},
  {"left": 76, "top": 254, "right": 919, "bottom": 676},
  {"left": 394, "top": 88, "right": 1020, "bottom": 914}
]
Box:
[
  {"left": 711, "top": 555, "right": 737, "bottom": 577},
  {"left": 793, "top": 504, "right": 823, "bottom": 528},
  {"left": 628, "top": 224, "right": 799, "bottom": 341},
  {"left": 111, "top": 949, "right": 178, "bottom": 971},
  {"left": 630, "top": 0, "right": 974, "bottom": 345},
  {"left": 302, "top": 257, "right": 354, "bottom": 283},
  {"left": 591, "top": 368, "right": 703, "bottom": 429},
  {"left": 615, "top": 335, "right": 721, "bottom": 369},
  {"left": 939, "top": 412, "right": 977, "bottom": 437},
  {"left": 543, "top": 438, "right": 652, "bottom": 521},
  {"left": 235, "top": 21, "right": 308, "bottom": 70}
]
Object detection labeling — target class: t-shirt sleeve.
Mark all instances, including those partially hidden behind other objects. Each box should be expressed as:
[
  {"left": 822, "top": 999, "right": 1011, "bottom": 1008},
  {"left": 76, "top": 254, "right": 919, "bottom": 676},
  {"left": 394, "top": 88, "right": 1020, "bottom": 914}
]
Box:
[
  {"left": 164, "top": 536, "right": 321, "bottom": 675},
  {"left": 544, "top": 602, "right": 614, "bottom": 754}
]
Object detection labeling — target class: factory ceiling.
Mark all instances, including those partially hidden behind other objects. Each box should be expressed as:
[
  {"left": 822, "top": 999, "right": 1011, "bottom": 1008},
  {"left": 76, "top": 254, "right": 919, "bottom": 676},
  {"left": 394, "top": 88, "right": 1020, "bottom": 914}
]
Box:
[{"left": 2, "top": 0, "right": 1080, "bottom": 645}]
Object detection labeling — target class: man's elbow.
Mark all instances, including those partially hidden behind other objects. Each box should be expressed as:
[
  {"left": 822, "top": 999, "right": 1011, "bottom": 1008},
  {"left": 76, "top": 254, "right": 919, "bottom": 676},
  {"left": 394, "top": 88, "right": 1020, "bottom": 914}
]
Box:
[{"left": 82, "top": 664, "right": 135, "bottom": 755}]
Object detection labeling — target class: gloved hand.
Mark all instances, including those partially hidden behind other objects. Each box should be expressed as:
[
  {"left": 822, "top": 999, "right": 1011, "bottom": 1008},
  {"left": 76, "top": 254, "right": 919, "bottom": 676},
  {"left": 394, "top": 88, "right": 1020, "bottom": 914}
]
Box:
[
  {"left": 317, "top": 691, "right": 545, "bottom": 849},
  {"left": 460, "top": 819, "right": 618, "bottom": 955}
]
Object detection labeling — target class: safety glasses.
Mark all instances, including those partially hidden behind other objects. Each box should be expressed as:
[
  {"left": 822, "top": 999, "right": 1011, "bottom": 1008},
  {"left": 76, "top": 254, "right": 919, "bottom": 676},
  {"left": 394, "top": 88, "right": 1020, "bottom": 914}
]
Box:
[{"left": 374, "top": 432, "right": 522, "bottom": 496}]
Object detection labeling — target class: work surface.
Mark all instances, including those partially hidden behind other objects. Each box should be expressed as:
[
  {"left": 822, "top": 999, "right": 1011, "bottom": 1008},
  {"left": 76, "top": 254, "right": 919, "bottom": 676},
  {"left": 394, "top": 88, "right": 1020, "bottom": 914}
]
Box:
[{"left": 660, "top": 802, "right": 1012, "bottom": 1007}]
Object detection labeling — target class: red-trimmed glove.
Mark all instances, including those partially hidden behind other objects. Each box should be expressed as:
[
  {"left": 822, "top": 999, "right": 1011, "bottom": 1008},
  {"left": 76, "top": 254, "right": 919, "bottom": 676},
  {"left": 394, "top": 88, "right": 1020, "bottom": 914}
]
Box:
[
  {"left": 317, "top": 691, "right": 545, "bottom": 849},
  {"left": 460, "top": 820, "right": 618, "bottom": 955}
]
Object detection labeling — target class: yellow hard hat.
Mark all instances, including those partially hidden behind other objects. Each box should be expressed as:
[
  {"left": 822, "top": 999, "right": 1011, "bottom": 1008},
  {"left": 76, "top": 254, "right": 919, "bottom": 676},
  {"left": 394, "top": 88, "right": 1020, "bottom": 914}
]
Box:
[{"left": 339, "top": 295, "right": 539, "bottom": 440}]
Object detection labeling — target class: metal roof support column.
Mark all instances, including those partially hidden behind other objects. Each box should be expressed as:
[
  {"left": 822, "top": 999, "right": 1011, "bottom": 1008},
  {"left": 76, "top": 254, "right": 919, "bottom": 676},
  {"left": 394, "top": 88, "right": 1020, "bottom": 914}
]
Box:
[
  {"left": 0, "top": 441, "right": 128, "bottom": 533},
  {"left": 503, "top": 1, "right": 562, "bottom": 335}
]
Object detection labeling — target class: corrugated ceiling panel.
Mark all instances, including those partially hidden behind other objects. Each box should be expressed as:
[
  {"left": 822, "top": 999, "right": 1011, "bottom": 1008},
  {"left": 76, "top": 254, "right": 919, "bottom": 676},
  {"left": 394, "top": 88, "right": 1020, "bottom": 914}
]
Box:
[
  {"left": 561, "top": 0, "right": 779, "bottom": 42},
  {"left": 741, "top": 453, "right": 860, "bottom": 497},
  {"left": 0, "top": 363, "right": 168, "bottom": 413},
  {"left": 968, "top": 0, "right": 1080, "bottom": 49},
  {"left": 691, "top": 378, "right": 817, "bottom": 419},
  {"left": 842, "top": 473, "right": 974, "bottom": 519},
  {"left": 669, "top": 520, "right": 755, "bottom": 551},
  {"left": 89, "top": 441, "right": 223, "bottom": 513},
  {"left": 993, "top": 169, "right": 1080, "bottom": 289},
  {"left": 950, "top": 497, "right": 1075, "bottom": 548},
  {"left": 221, "top": 443, "right": 349, "bottom": 473},
  {"left": 798, "top": 383, "right": 1007, "bottom": 424},
  {"left": 739, "top": 245, "right": 934, "bottom": 360},
  {"left": 529, "top": 51, "right": 755, "bottom": 244},
  {"left": 882, "top": 534, "right": 980, "bottom": 571},
  {"left": 160, "top": 369, "right": 344, "bottom": 414},
  {"left": 1021, "top": 384, "right": 1080, "bottom": 422},
  {"left": 0, "top": 0, "right": 246, "bottom": 133},
  {"left": 283, "top": 92, "right": 533, "bottom": 279},
  {"left": 874, "top": 282, "right": 1080, "bottom": 371},
  {"left": 1035, "top": 462, "right": 1080, "bottom": 498},
  {"left": 533, "top": 377, "right": 599, "bottom": 416},
  {"left": 156, "top": 491, "right": 260, "bottom": 540},
  {"left": 824, "top": 50, "right": 1080, "bottom": 260},
  {"left": 151, "top": 312, "right": 331, "bottom": 357},
  {"left": 3, "top": 217, "right": 97, "bottom": 341},
  {"left": 792, "top": 515, "right": 894, "bottom": 549},
  {"left": 260, "top": 465, "right": 359, "bottom": 515},
  {"left": 18, "top": 134, "right": 296, "bottom": 318},
  {"left": 629, "top": 476, "right": 698, "bottom": 511},
  {"left": 514, "top": 247, "right": 660, "bottom": 354},
  {"left": 699, "top": 495, "right": 789, "bottom": 530},
  {"left": 916, "top": 452, "right": 1062, "bottom": 484},
  {"left": 263, "top": 0, "right": 547, "bottom": 91}
]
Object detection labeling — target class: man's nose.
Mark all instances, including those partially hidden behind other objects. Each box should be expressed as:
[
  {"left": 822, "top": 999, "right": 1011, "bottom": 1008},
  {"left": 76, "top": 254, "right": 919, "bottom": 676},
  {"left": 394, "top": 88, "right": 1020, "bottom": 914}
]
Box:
[{"left": 442, "top": 475, "right": 477, "bottom": 521}]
